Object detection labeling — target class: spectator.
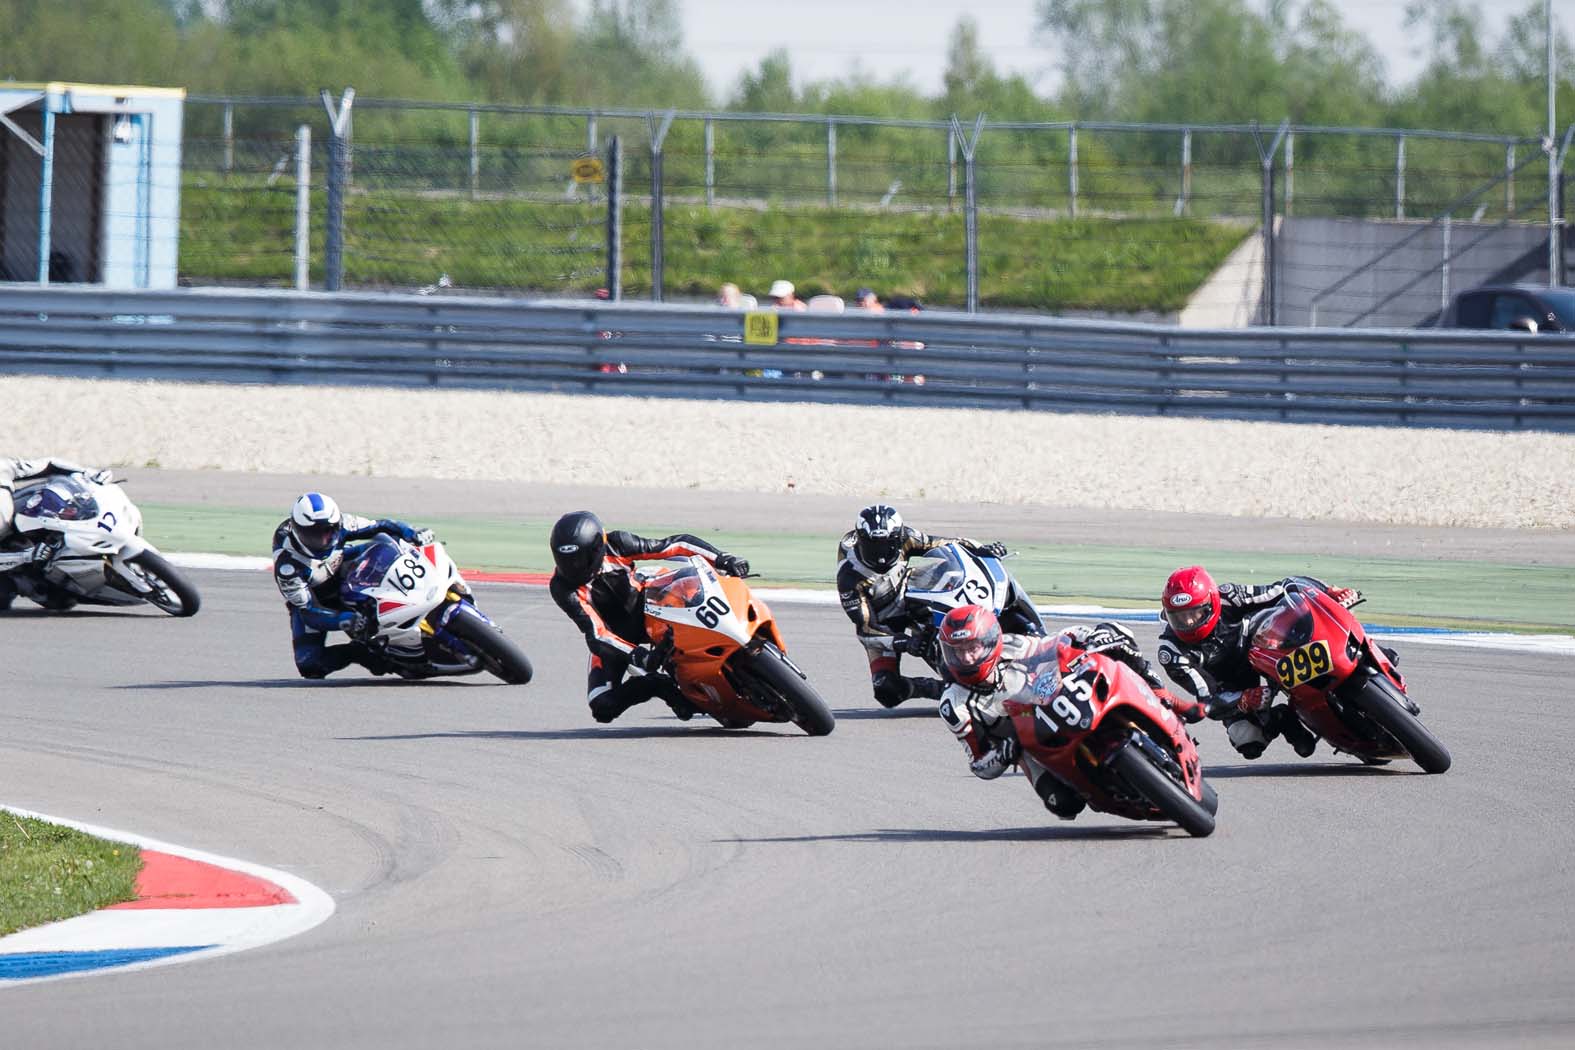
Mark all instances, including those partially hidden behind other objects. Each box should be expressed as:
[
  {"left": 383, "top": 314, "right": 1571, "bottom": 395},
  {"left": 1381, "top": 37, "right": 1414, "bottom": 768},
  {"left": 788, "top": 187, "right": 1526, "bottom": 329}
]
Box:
[
  {"left": 717, "top": 282, "right": 743, "bottom": 308},
  {"left": 767, "top": 279, "right": 807, "bottom": 311},
  {"left": 852, "top": 287, "right": 885, "bottom": 312}
]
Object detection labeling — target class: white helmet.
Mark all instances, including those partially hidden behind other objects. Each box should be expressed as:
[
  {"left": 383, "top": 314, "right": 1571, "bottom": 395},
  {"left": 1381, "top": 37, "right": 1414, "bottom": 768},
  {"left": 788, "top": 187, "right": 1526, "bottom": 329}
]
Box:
[{"left": 289, "top": 492, "right": 343, "bottom": 556}]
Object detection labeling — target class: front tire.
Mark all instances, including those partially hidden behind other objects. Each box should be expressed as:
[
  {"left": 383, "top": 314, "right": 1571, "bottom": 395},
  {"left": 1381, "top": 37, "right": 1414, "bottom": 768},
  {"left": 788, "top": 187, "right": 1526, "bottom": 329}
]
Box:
[
  {"left": 1352, "top": 674, "right": 1451, "bottom": 774},
  {"left": 446, "top": 607, "right": 534, "bottom": 685},
  {"left": 1107, "top": 740, "right": 1216, "bottom": 837},
  {"left": 125, "top": 551, "right": 201, "bottom": 617},
  {"left": 733, "top": 643, "right": 835, "bottom": 736}
]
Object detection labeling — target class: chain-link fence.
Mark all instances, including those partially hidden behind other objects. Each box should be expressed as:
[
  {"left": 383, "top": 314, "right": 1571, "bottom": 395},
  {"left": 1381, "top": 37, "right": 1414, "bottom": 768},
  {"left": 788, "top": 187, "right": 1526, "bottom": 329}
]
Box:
[{"left": 90, "top": 94, "right": 1575, "bottom": 322}]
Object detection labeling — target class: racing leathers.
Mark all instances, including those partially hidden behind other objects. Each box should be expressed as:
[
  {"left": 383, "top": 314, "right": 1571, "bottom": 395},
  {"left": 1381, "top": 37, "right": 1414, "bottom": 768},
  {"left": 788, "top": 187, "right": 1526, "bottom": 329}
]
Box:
[
  {"left": 1156, "top": 580, "right": 1323, "bottom": 759},
  {"left": 550, "top": 531, "right": 747, "bottom": 723},
  {"left": 836, "top": 526, "right": 1007, "bottom": 707},
  {"left": 939, "top": 623, "right": 1203, "bottom": 819},
  {"left": 272, "top": 513, "right": 429, "bottom": 678},
  {"left": 0, "top": 458, "right": 109, "bottom": 605}
]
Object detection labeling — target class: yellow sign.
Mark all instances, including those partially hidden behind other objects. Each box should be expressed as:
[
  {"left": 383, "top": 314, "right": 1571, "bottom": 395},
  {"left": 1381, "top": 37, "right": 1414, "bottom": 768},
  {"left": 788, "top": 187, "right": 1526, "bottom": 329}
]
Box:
[
  {"left": 570, "top": 156, "right": 605, "bottom": 184},
  {"left": 743, "top": 311, "right": 779, "bottom": 345}
]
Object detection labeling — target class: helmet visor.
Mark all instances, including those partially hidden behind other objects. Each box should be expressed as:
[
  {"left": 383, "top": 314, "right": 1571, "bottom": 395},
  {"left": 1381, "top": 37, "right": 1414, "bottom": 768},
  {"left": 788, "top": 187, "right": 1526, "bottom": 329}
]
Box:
[
  {"left": 293, "top": 521, "right": 340, "bottom": 555},
  {"left": 553, "top": 543, "right": 604, "bottom": 585},
  {"left": 856, "top": 533, "right": 901, "bottom": 571},
  {"left": 941, "top": 620, "right": 1002, "bottom": 684},
  {"left": 1164, "top": 603, "right": 1212, "bottom": 634}
]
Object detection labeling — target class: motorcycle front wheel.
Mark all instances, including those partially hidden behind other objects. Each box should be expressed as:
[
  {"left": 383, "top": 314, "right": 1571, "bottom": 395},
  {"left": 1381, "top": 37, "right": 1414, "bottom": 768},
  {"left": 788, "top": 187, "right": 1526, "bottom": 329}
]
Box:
[
  {"left": 445, "top": 608, "right": 534, "bottom": 685},
  {"left": 1352, "top": 674, "right": 1451, "bottom": 774},
  {"left": 125, "top": 551, "right": 201, "bottom": 617},
  {"left": 732, "top": 643, "right": 835, "bottom": 736},
  {"left": 1107, "top": 740, "right": 1216, "bottom": 837}
]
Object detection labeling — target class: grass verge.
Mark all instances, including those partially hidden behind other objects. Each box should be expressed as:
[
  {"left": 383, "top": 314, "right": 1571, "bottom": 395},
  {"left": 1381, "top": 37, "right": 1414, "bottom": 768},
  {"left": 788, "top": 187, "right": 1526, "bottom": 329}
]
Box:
[
  {"left": 0, "top": 812, "right": 142, "bottom": 937},
  {"left": 140, "top": 503, "right": 1574, "bottom": 633},
  {"left": 179, "top": 180, "right": 1250, "bottom": 313}
]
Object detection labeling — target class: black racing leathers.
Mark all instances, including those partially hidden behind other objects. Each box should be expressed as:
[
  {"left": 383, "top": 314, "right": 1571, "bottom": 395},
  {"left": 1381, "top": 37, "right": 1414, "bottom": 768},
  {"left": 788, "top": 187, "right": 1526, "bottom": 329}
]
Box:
[{"left": 550, "top": 530, "right": 727, "bottom": 722}]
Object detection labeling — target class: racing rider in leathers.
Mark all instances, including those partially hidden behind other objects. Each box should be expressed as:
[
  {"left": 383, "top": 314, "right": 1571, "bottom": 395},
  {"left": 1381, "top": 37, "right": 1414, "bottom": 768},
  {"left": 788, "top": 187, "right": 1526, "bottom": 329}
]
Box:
[
  {"left": 549, "top": 510, "right": 751, "bottom": 724},
  {"left": 0, "top": 457, "right": 114, "bottom": 608},
  {"left": 1156, "top": 565, "right": 1364, "bottom": 760},
  {"left": 937, "top": 604, "right": 1204, "bottom": 819},
  {"left": 273, "top": 492, "right": 433, "bottom": 679},
  {"left": 837, "top": 504, "right": 1010, "bottom": 708}
]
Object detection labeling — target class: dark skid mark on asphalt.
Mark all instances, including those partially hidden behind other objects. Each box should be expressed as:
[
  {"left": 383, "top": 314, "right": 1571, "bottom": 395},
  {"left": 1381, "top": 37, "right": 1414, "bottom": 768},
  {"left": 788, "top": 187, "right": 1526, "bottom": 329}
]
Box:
[
  {"left": 1205, "top": 762, "right": 1408, "bottom": 779},
  {"left": 337, "top": 725, "right": 796, "bottom": 742},
  {"left": 724, "top": 825, "right": 1178, "bottom": 844},
  {"left": 110, "top": 678, "right": 479, "bottom": 690},
  {"left": 830, "top": 706, "right": 939, "bottom": 720}
]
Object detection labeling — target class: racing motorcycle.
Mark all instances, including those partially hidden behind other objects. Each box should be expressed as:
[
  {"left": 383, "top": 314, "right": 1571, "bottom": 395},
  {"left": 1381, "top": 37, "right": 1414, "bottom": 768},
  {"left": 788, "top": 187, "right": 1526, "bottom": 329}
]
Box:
[
  {"left": 901, "top": 541, "right": 1045, "bottom": 670},
  {"left": 1244, "top": 576, "right": 1449, "bottom": 773},
  {"left": 5, "top": 472, "right": 200, "bottom": 616},
  {"left": 993, "top": 640, "right": 1217, "bottom": 837},
  {"left": 642, "top": 555, "right": 835, "bottom": 735},
  {"left": 338, "top": 533, "right": 533, "bottom": 684}
]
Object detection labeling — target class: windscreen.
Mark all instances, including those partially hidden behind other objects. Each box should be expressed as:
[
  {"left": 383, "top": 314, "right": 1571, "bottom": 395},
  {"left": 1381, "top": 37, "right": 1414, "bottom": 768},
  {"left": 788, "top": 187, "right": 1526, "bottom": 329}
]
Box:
[
  {"left": 341, "top": 539, "right": 401, "bottom": 594},
  {"left": 1250, "top": 593, "right": 1314, "bottom": 652},
  {"left": 907, "top": 548, "right": 964, "bottom": 593},
  {"left": 645, "top": 564, "right": 706, "bottom": 609}
]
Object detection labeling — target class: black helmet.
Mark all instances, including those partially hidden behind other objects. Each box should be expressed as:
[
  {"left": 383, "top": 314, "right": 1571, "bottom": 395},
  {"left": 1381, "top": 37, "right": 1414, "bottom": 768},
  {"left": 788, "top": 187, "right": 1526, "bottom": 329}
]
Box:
[
  {"left": 855, "top": 504, "right": 905, "bottom": 572},
  {"left": 550, "top": 510, "right": 606, "bottom": 586}
]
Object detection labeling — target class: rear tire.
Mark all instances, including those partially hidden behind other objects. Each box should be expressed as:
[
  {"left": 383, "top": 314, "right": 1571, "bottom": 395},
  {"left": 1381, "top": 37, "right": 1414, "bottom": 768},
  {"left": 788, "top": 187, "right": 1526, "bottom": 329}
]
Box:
[
  {"left": 1353, "top": 675, "right": 1451, "bottom": 774},
  {"left": 733, "top": 644, "right": 835, "bottom": 736},
  {"left": 1107, "top": 740, "right": 1216, "bottom": 837},
  {"left": 126, "top": 551, "right": 201, "bottom": 617},
  {"left": 446, "top": 607, "right": 533, "bottom": 685}
]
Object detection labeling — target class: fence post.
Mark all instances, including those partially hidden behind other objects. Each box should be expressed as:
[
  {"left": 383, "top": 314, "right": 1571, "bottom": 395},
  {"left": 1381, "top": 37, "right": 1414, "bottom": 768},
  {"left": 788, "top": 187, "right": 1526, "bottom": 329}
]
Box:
[
  {"left": 1395, "top": 134, "right": 1406, "bottom": 220},
  {"left": 704, "top": 118, "right": 715, "bottom": 208},
  {"left": 468, "top": 108, "right": 479, "bottom": 200},
  {"left": 35, "top": 108, "right": 55, "bottom": 284},
  {"left": 1507, "top": 142, "right": 1516, "bottom": 214},
  {"left": 587, "top": 114, "right": 597, "bottom": 154},
  {"left": 947, "top": 126, "right": 957, "bottom": 210},
  {"left": 222, "top": 102, "right": 234, "bottom": 175},
  {"left": 1068, "top": 124, "right": 1079, "bottom": 219},
  {"left": 1176, "top": 127, "right": 1192, "bottom": 216},
  {"left": 1440, "top": 214, "right": 1452, "bottom": 311},
  {"left": 951, "top": 114, "right": 985, "bottom": 313},
  {"left": 295, "top": 125, "right": 311, "bottom": 290},
  {"left": 607, "top": 136, "right": 623, "bottom": 302},
  {"left": 1253, "top": 121, "right": 1289, "bottom": 326},
  {"left": 647, "top": 110, "right": 675, "bottom": 302},
  {"left": 1284, "top": 131, "right": 1295, "bottom": 216},
  {"left": 827, "top": 119, "right": 837, "bottom": 207},
  {"left": 320, "top": 88, "right": 355, "bottom": 292}
]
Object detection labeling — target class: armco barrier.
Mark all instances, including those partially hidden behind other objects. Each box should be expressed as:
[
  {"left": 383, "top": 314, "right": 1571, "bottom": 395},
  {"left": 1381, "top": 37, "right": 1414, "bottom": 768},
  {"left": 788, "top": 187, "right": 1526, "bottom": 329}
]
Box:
[{"left": 1, "top": 286, "right": 1572, "bottom": 431}]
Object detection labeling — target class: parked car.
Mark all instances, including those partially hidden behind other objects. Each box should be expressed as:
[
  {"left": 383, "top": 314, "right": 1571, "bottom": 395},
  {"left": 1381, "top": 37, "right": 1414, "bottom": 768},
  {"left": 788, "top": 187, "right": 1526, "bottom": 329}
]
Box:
[{"left": 1438, "top": 284, "right": 1575, "bottom": 333}]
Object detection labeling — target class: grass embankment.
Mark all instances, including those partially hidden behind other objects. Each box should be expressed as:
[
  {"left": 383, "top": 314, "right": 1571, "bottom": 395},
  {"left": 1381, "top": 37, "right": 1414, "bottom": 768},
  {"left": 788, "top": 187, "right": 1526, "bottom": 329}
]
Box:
[
  {"left": 140, "top": 503, "right": 1575, "bottom": 634},
  {"left": 0, "top": 813, "right": 142, "bottom": 937},
  {"left": 179, "top": 179, "right": 1250, "bottom": 313}
]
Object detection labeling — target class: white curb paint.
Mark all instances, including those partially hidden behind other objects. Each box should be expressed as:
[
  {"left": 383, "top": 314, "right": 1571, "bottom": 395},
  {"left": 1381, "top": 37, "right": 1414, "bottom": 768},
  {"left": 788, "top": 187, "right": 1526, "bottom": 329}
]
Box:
[{"left": 0, "top": 806, "right": 335, "bottom": 988}]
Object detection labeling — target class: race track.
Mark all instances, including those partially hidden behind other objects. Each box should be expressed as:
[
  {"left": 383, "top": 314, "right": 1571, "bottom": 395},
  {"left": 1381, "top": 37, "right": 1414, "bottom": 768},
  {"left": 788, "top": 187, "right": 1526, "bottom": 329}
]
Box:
[{"left": 3, "top": 571, "right": 1572, "bottom": 1049}]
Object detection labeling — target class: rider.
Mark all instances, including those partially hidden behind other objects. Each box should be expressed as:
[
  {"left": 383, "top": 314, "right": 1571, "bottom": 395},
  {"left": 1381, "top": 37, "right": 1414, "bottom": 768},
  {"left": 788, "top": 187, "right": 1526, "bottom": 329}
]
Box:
[
  {"left": 549, "top": 510, "right": 752, "bottom": 724},
  {"left": 272, "top": 492, "right": 433, "bottom": 679},
  {"left": 1156, "top": 565, "right": 1361, "bottom": 760},
  {"left": 0, "top": 457, "right": 114, "bottom": 607},
  {"left": 936, "top": 604, "right": 1203, "bottom": 819},
  {"left": 836, "top": 504, "right": 1010, "bottom": 708}
]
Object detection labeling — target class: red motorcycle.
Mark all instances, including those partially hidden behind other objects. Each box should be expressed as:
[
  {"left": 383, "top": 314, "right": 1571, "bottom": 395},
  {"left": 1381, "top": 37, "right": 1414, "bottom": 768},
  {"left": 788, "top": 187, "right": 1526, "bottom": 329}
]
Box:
[
  {"left": 1244, "top": 576, "right": 1450, "bottom": 774},
  {"left": 1000, "top": 640, "right": 1218, "bottom": 837}
]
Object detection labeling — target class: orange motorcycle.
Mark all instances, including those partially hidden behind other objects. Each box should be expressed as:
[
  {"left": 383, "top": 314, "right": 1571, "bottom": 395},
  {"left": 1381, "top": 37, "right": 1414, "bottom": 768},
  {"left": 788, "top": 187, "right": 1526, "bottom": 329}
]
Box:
[{"left": 642, "top": 557, "right": 835, "bottom": 735}]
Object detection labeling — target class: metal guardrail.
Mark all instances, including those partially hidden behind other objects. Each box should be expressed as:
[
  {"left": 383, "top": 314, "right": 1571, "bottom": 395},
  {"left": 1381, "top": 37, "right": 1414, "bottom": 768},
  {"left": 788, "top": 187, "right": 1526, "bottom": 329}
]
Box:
[{"left": 1, "top": 287, "right": 1572, "bottom": 431}]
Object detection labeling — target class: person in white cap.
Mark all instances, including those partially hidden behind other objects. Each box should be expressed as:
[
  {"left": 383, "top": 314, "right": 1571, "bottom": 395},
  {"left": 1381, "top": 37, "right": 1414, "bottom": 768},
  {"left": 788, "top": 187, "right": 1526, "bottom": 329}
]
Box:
[{"left": 767, "top": 279, "right": 806, "bottom": 311}]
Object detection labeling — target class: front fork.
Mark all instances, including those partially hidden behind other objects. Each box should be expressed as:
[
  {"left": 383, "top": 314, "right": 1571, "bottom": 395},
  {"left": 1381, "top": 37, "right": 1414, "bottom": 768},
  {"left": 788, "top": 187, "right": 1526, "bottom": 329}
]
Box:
[{"left": 420, "top": 589, "right": 492, "bottom": 659}]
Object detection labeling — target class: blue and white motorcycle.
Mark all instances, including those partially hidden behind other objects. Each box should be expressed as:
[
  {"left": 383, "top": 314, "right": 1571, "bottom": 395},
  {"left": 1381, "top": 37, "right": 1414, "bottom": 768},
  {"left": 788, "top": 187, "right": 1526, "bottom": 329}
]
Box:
[{"left": 899, "top": 542, "right": 1045, "bottom": 671}]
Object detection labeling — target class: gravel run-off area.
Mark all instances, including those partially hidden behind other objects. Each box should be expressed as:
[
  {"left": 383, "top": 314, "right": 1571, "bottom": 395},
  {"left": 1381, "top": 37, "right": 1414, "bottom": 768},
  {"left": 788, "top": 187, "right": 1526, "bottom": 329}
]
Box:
[{"left": 3, "top": 375, "right": 1572, "bottom": 530}]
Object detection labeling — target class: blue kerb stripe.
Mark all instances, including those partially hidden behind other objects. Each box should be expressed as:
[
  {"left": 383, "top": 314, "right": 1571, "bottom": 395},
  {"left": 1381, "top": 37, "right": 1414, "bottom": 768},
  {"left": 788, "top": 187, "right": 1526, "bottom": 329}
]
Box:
[{"left": 0, "top": 945, "right": 213, "bottom": 979}]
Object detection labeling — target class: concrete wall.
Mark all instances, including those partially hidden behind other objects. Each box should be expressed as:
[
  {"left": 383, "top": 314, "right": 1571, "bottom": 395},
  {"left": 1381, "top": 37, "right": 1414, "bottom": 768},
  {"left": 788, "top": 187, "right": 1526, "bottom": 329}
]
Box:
[{"left": 1277, "top": 217, "right": 1548, "bottom": 328}]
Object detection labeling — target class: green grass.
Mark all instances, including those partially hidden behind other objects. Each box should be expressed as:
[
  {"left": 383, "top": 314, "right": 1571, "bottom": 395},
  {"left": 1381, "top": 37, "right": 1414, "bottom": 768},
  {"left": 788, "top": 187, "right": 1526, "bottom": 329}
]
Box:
[
  {"left": 0, "top": 812, "right": 142, "bottom": 937},
  {"left": 179, "top": 178, "right": 1251, "bottom": 313},
  {"left": 140, "top": 503, "right": 1575, "bottom": 632}
]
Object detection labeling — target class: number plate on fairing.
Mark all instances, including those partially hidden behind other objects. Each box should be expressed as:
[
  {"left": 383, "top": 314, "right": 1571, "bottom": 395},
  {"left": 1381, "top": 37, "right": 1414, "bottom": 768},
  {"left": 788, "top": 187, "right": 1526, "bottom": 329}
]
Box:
[{"left": 1275, "top": 640, "right": 1332, "bottom": 688}]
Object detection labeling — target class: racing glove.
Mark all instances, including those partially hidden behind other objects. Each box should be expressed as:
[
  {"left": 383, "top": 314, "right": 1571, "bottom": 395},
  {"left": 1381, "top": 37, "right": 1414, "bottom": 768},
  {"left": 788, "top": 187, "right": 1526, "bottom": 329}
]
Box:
[
  {"left": 714, "top": 553, "right": 749, "bottom": 577},
  {"left": 974, "top": 541, "right": 1010, "bottom": 559},
  {"left": 1158, "top": 688, "right": 1206, "bottom": 724},
  {"left": 1235, "top": 685, "right": 1268, "bottom": 713},
  {"left": 631, "top": 633, "right": 675, "bottom": 673},
  {"left": 344, "top": 610, "right": 374, "bottom": 640},
  {"left": 1327, "top": 586, "right": 1360, "bottom": 607}
]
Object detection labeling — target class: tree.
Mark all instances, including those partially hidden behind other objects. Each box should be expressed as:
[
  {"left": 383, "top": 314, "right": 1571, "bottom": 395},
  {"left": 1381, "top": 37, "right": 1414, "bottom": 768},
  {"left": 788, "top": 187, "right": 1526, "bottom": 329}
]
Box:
[{"left": 731, "top": 50, "right": 797, "bottom": 112}]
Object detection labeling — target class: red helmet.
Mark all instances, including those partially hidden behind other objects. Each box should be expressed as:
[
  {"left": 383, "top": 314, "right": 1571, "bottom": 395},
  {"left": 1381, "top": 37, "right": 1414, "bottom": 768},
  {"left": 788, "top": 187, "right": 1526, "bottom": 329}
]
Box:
[
  {"left": 938, "top": 604, "right": 1004, "bottom": 687},
  {"left": 1161, "top": 565, "right": 1221, "bottom": 643}
]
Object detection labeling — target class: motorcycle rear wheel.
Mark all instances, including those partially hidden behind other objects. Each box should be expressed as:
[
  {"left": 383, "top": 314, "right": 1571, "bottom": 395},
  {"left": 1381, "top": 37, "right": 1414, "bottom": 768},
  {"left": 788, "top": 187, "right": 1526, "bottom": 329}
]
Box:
[
  {"left": 445, "top": 609, "right": 534, "bottom": 685},
  {"left": 1353, "top": 675, "right": 1451, "bottom": 774},
  {"left": 125, "top": 551, "right": 201, "bottom": 617},
  {"left": 733, "top": 643, "right": 835, "bottom": 736},
  {"left": 1107, "top": 741, "right": 1216, "bottom": 837}
]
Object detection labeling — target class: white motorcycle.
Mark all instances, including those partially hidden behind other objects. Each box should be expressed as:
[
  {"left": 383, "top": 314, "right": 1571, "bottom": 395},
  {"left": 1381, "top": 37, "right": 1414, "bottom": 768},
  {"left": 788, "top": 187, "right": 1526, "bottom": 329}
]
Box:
[
  {"left": 338, "top": 533, "right": 533, "bottom": 684},
  {"left": 6, "top": 472, "right": 200, "bottom": 616}
]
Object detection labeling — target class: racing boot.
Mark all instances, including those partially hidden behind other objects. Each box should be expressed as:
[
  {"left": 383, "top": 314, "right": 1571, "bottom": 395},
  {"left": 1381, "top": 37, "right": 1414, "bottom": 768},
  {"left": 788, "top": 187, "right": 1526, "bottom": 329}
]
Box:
[
  {"left": 872, "top": 671, "right": 944, "bottom": 708},
  {"left": 1225, "top": 714, "right": 1270, "bottom": 760},
  {"left": 1032, "top": 772, "right": 1086, "bottom": 821},
  {"left": 1271, "top": 707, "right": 1318, "bottom": 758},
  {"left": 0, "top": 575, "right": 14, "bottom": 611}
]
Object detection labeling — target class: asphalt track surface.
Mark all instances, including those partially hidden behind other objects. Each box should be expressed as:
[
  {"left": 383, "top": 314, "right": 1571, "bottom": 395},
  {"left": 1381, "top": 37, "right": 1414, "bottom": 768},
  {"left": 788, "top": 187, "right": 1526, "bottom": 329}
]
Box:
[{"left": 4, "top": 571, "right": 1573, "bottom": 1049}]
